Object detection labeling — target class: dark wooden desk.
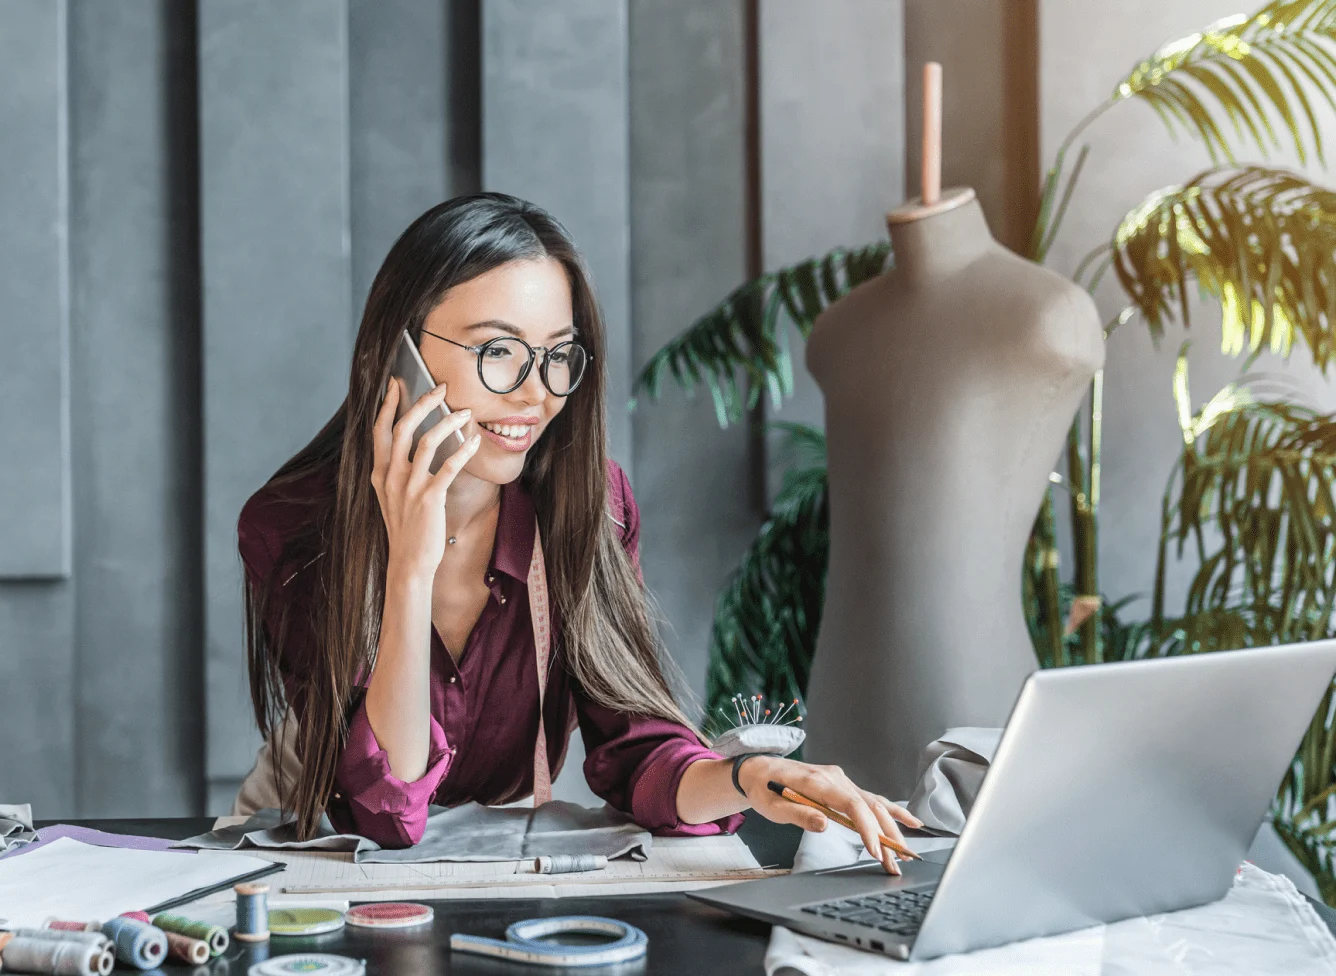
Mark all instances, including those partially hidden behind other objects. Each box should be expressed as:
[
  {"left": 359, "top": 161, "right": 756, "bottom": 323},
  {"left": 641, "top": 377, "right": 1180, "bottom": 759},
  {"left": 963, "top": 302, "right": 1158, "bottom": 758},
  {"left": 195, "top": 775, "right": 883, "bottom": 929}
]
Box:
[
  {"left": 32, "top": 817, "right": 1336, "bottom": 973},
  {"left": 34, "top": 816, "right": 804, "bottom": 975}
]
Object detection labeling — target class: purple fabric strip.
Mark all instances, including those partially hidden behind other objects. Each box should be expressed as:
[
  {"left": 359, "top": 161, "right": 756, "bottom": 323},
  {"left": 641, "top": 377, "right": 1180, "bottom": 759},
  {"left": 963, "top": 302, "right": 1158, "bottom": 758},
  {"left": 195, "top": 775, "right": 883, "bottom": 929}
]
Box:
[{"left": 0, "top": 824, "right": 191, "bottom": 860}]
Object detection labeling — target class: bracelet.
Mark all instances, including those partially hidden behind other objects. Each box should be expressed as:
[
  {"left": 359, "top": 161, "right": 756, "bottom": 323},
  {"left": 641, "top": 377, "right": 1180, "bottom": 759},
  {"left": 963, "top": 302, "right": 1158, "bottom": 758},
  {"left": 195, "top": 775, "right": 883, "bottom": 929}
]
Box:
[{"left": 731, "top": 753, "right": 766, "bottom": 797}]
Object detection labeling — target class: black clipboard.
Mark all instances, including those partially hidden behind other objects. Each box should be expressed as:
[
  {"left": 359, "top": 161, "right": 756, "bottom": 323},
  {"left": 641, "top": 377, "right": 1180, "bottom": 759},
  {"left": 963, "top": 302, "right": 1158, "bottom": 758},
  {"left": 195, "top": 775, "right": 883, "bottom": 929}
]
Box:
[{"left": 144, "top": 860, "right": 285, "bottom": 915}]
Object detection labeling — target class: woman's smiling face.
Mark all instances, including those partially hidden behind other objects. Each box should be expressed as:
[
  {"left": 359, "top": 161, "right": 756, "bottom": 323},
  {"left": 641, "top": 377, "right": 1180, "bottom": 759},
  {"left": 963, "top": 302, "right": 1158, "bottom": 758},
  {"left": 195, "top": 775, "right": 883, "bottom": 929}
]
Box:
[{"left": 416, "top": 256, "right": 575, "bottom": 486}]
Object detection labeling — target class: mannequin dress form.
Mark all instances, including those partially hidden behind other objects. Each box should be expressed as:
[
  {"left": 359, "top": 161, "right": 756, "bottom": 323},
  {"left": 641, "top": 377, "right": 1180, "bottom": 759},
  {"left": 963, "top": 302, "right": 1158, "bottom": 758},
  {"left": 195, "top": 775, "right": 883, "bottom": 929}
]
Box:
[{"left": 800, "top": 185, "right": 1105, "bottom": 799}]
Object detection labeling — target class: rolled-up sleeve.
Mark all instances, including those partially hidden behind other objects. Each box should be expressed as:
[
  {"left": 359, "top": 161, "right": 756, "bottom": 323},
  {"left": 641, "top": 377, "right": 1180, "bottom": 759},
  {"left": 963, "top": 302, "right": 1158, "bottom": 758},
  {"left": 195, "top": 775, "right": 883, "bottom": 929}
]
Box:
[
  {"left": 576, "top": 697, "right": 745, "bottom": 835},
  {"left": 330, "top": 697, "right": 455, "bottom": 847},
  {"left": 238, "top": 497, "right": 454, "bottom": 848}
]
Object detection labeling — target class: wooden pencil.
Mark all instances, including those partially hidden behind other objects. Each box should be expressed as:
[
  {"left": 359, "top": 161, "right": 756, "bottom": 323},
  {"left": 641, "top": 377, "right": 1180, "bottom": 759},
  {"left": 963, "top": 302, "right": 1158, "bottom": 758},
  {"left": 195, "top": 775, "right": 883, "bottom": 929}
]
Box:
[{"left": 767, "top": 780, "right": 921, "bottom": 861}]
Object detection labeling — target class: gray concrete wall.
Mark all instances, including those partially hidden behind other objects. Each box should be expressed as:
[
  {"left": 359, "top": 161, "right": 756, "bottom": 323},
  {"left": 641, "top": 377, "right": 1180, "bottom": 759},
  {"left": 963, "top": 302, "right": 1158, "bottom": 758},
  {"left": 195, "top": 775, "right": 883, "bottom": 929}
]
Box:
[
  {"left": 481, "top": 0, "right": 633, "bottom": 470},
  {"left": 758, "top": 0, "right": 906, "bottom": 499},
  {"left": 628, "top": 0, "right": 755, "bottom": 705},
  {"left": 0, "top": 0, "right": 74, "bottom": 816},
  {"left": 67, "top": 0, "right": 204, "bottom": 817},
  {"left": 0, "top": 0, "right": 70, "bottom": 580},
  {"left": 199, "top": 0, "right": 354, "bottom": 812}
]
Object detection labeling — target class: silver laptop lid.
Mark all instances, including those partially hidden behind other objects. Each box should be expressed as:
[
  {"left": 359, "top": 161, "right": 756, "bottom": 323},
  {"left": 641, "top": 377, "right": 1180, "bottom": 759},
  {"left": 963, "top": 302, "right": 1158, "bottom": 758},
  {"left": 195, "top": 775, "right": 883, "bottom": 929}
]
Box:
[{"left": 912, "top": 640, "right": 1336, "bottom": 960}]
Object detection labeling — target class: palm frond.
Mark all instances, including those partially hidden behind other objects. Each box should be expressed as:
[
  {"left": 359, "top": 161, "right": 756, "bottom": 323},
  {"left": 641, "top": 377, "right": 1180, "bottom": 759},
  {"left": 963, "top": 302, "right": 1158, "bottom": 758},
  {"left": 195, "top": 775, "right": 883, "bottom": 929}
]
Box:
[
  {"left": 633, "top": 244, "right": 892, "bottom": 427},
  {"left": 1152, "top": 359, "right": 1336, "bottom": 899},
  {"left": 1113, "top": 0, "right": 1336, "bottom": 164},
  {"left": 703, "top": 425, "right": 828, "bottom": 734},
  {"left": 1112, "top": 167, "right": 1336, "bottom": 368}
]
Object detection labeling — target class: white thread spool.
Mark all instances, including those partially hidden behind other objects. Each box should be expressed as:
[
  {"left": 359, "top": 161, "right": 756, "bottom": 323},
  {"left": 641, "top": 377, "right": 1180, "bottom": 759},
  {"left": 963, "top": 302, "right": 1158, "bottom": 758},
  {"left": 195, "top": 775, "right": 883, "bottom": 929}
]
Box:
[
  {"left": 1, "top": 936, "right": 105, "bottom": 976},
  {"left": 533, "top": 854, "right": 608, "bottom": 874}
]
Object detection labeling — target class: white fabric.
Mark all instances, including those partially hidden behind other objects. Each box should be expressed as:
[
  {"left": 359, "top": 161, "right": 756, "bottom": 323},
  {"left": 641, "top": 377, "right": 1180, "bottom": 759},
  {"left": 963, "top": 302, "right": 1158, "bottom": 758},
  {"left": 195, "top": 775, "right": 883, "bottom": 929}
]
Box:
[
  {"left": 711, "top": 724, "right": 806, "bottom": 758},
  {"left": 765, "top": 828, "right": 1336, "bottom": 975},
  {"left": 905, "top": 727, "right": 1002, "bottom": 836}
]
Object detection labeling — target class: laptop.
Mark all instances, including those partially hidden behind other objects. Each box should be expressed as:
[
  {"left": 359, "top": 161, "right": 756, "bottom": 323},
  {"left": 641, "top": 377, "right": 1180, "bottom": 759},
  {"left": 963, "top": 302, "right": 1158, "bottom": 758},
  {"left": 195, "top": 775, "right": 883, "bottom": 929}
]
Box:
[{"left": 691, "top": 641, "right": 1336, "bottom": 960}]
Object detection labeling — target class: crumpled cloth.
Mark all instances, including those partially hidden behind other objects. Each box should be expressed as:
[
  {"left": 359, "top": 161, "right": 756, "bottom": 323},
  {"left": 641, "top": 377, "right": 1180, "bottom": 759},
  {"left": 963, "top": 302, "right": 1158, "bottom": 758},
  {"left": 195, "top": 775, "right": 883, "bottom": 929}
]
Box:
[
  {"left": 765, "top": 827, "right": 1336, "bottom": 975},
  {"left": 0, "top": 804, "right": 35, "bottom": 853},
  {"left": 175, "top": 800, "right": 651, "bottom": 863},
  {"left": 905, "top": 727, "right": 1002, "bottom": 836}
]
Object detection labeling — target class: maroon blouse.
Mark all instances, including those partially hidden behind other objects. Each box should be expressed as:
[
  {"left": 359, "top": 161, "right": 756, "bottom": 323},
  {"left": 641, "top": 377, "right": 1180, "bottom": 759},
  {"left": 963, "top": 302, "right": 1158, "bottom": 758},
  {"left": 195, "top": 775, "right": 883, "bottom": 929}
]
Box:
[{"left": 237, "top": 459, "right": 744, "bottom": 847}]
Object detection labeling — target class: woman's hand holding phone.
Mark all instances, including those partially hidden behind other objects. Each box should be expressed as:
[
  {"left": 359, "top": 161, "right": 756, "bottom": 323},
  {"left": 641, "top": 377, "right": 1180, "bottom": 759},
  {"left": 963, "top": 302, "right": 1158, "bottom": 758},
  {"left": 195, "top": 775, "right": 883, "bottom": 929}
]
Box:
[{"left": 371, "top": 378, "right": 481, "bottom": 582}]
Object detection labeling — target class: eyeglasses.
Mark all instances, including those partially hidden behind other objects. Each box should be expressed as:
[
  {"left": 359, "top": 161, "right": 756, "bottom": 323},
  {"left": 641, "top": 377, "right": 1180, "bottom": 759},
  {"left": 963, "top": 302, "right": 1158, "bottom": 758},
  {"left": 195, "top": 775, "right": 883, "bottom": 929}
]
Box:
[{"left": 420, "top": 329, "right": 591, "bottom": 397}]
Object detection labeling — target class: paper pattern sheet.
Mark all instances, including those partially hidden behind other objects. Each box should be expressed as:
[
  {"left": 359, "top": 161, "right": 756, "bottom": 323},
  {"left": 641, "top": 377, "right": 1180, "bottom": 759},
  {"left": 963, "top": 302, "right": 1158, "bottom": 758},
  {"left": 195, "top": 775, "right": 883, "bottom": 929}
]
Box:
[
  {"left": 0, "top": 837, "right": 275, "bottom": 928},
  {"left": 189, "top": 834, "right": 774, "bottom": 903}
]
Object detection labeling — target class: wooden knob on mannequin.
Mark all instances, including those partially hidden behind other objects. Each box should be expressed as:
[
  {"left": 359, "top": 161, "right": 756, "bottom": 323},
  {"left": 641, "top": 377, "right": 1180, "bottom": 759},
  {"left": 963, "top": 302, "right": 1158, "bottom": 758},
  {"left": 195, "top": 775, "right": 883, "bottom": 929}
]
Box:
[
  {"left": 887, "top": 60, "right": 975, "bottom": 225},
  {"left": 922, "top": 62, "right": 942, "bottom": 206}
]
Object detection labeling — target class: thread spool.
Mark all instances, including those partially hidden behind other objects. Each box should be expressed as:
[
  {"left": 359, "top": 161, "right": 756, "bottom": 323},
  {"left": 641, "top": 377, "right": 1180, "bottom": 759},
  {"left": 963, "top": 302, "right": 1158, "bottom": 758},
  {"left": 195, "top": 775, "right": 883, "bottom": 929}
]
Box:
[
  {"left": 533, "top": 854, "right": 608, "bottom": 874},
  {"left": 117, "top": 912, "right": 152, "bottom": 925},
  {"left": 163, "top": 932, "right": 210, "bottom": 966},
  {"left": 152, "top": 913, "right": 229, "bottom": 956},
  {"left": 42, "top": 921, "right": 100, "bottom": 933},
  {"left": 234, "top": 882, "right": 271, "bottom": 942},
  {"left": 4, "top": 931, "right": 108, "bottom": 951},
  {"left": 101, "top": 917, "right": 166, "bottom": 970},
  {"left": 1, "top": 936, "right": 106, "bottom": 976}
]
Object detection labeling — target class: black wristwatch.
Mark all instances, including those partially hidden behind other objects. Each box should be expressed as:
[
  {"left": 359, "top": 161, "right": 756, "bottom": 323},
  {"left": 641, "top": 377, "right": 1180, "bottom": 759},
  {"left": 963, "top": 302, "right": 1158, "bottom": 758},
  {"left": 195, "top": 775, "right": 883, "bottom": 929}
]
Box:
[{"left": 731, "top": 753, "right": 767, "bottom": 796}]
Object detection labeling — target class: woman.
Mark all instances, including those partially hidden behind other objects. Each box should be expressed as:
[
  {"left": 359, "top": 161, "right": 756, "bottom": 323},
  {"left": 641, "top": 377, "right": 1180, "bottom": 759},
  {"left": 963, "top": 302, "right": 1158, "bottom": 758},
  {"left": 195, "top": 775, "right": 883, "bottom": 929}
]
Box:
[{"left": 237, "top": 193, "right": 918, "bottom": 869}]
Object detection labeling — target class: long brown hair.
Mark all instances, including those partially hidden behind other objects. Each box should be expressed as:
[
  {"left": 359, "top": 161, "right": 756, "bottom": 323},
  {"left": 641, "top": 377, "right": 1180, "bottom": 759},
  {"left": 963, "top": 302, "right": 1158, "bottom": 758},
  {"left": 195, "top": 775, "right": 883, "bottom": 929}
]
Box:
[{"left": 244, "top": 193, "right": 699, "bottom": 837}]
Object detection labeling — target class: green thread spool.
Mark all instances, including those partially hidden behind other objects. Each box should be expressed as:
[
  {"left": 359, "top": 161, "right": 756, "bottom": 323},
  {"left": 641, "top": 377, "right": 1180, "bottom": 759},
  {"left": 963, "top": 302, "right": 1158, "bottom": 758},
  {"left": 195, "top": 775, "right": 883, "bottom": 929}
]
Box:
[{"left": 151, "top": 914, "right": 229, "bottom": 956}]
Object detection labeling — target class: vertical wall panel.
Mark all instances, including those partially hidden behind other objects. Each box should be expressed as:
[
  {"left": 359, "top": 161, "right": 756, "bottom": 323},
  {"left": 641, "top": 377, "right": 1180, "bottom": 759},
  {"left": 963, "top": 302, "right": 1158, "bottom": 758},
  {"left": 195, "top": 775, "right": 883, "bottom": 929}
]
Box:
[
  {"left": 66, "top": 0, "right": 203, "bottom": 817},
  {"left": 0, "top": 0, "right": 75, "bottom": 816},
  {"left": 628, "top": 0, "right": 756, "bottom": 700},
  {"left": 481, "top": 0, "right": 633, "bottom": 470},
  {"left": 0, "top": 0, "right": 71, "bottom": 578},
  {"left": 199, "top": 0, "right": 353, "bottom": 811},
  {"left": 758, "top": 0, "right": 905, "bottom": 498},
  {"left": 350, "top": 0, "right": 449, "bottom": 317}
]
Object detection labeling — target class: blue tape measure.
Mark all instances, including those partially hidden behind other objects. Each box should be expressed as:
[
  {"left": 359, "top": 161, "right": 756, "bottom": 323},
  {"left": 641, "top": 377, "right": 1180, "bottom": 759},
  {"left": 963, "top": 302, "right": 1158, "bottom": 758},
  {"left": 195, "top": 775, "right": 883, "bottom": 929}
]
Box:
[{"left": 449, "top": 915, "right": 647, "bottom": 968}]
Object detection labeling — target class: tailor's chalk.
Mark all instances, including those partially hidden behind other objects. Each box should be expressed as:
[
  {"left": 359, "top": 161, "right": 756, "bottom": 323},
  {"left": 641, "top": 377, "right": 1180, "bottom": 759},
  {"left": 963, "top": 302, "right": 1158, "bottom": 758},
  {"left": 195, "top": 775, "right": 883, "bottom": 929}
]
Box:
[
  {"left": 101, "top": 917, "right": 166, "bottom": 970},
  {"left": 152, "top": 913, "right": 229, "bottom": 955},
  {"left": 234, "top": 882, "right": 271, "bottom": 942}
]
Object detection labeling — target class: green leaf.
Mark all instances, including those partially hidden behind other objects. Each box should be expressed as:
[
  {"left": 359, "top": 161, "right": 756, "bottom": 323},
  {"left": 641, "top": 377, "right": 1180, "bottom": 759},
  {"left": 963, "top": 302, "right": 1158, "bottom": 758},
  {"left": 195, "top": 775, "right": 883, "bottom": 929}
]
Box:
[{"left": 634, "top": 244, "right": 892, "bottom": 428}]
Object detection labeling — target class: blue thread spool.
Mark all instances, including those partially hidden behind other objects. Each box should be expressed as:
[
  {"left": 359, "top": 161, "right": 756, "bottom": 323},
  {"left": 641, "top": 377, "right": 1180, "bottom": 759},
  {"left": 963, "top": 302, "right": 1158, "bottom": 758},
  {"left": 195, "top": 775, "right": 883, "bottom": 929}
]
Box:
[
  {"left": 234, "top": 882, "right": 271, "bottom": 942},
  {"left": 100, "top": 917, "right": 166, "bottom": 970}
]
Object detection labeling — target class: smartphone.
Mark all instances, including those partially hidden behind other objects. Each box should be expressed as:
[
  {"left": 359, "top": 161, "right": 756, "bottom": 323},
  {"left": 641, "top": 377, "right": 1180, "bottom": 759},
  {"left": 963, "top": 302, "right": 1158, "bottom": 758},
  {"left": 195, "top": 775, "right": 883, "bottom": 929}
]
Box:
[{"left": 390, "top": 330, "right": 468, "bottom": 474}]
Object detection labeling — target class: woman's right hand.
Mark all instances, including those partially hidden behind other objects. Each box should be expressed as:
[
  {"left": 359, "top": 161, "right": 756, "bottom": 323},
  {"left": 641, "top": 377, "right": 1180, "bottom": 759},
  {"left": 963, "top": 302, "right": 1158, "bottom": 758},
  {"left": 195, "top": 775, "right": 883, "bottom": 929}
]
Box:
[{"left": 370, "top": 378, "right": 481, "bottom": 582}]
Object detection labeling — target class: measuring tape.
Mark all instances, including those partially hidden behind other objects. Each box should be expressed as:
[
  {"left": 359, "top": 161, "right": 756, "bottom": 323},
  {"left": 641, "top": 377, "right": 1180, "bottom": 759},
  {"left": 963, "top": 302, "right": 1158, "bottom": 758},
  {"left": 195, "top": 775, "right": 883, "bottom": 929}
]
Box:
[{"left": 449, "top": 915, "right": 647, "bottom": 968}]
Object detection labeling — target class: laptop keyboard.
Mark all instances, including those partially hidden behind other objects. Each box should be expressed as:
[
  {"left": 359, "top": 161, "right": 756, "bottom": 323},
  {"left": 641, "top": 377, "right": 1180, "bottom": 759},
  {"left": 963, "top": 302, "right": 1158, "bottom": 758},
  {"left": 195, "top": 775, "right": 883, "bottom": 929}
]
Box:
[{"left": 799, "top": 888, "right": 934, "bottom": 936}]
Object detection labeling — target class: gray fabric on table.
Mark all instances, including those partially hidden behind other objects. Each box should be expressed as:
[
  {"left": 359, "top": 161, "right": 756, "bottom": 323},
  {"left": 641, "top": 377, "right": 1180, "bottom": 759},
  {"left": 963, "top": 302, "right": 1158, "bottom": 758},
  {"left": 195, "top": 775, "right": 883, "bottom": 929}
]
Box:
[
  {"left": 175, "top": 800, "right": 652, "bottom": 863},
  {"left": 905, "top": 727, "right": 1003, "bottom": 836},
  {"left": 0, "top": 804, "right": 36, "bottom": 853}
]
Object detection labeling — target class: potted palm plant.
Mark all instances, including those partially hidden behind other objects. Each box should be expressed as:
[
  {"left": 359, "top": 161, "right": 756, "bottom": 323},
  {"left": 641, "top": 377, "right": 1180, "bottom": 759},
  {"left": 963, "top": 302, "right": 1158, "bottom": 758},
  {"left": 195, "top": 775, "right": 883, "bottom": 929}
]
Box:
[{"left": 636, "top": 0, "right": 1336, "bottom": 899}]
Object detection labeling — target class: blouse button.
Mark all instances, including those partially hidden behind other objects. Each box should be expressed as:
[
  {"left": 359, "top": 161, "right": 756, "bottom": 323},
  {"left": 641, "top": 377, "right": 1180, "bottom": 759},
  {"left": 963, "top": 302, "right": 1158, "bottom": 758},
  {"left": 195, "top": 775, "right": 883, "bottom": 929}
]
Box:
[
  {"left": 449, "top": 676, "right": 457, "bottom": 684},
  {"left": 500, "top": 595, "right": 507, "bottom": 605},
  {"left": 487, "top": 574, "right": 495, "bottom": 584}
]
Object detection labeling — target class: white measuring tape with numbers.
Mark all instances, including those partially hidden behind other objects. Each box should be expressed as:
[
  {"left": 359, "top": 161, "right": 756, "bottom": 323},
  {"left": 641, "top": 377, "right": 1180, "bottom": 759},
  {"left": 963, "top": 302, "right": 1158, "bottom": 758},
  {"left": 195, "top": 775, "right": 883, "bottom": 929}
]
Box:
[{"left": 450, "top": 915, "right": 648, "bottom": 968}]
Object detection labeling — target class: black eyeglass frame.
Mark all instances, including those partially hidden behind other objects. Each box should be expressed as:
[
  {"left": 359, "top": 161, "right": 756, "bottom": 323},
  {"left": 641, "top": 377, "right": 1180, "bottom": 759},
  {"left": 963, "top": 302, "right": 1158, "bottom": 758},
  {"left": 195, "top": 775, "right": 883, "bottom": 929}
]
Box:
[{"left": 419, "top": 328, "right": 592, "bottom": 397}]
